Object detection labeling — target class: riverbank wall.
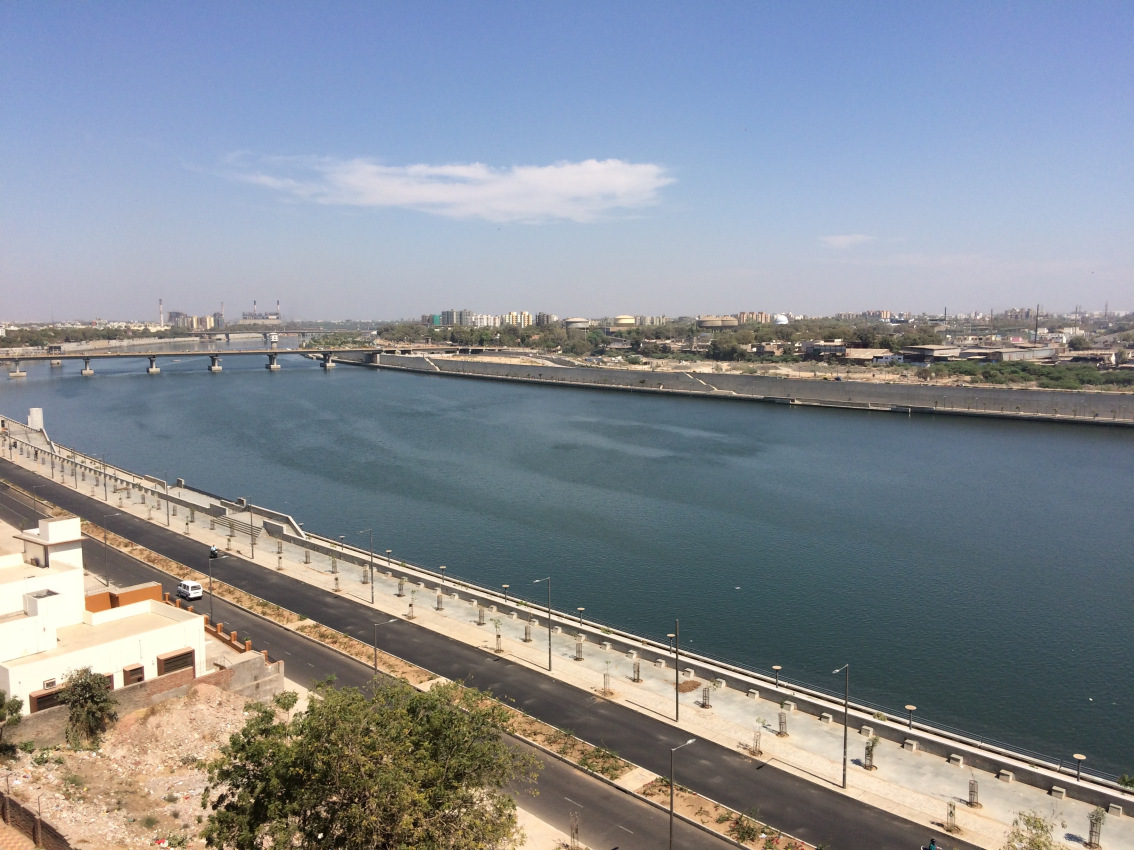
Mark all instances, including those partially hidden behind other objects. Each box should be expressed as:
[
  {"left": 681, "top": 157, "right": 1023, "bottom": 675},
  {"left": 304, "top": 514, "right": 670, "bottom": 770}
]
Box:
[{"left": 342, "top": 353, "right": 1134, "bottom": 427}]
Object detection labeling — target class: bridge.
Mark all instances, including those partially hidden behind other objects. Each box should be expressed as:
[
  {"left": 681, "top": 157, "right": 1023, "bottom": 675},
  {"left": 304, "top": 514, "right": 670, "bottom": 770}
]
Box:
[{"left": 1, "top": 344, "right": 511, "bottom": 377}]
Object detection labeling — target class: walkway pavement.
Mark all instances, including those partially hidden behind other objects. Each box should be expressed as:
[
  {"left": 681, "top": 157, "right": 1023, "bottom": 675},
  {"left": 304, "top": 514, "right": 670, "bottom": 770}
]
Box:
[{"left": 6, "top": 442, "right": 1132, "bottom": 849}]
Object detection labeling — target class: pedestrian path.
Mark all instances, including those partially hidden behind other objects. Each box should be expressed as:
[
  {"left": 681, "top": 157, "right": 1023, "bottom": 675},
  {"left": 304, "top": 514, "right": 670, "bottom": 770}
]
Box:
[{"left": 7, "top": 443, "right": 1132, "bottom": 850}]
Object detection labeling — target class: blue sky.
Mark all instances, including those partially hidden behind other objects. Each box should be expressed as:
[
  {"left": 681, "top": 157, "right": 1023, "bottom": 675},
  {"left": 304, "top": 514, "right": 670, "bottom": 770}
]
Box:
[{"left": 2, "top": 2, "right": 1131, "bottom": 322}]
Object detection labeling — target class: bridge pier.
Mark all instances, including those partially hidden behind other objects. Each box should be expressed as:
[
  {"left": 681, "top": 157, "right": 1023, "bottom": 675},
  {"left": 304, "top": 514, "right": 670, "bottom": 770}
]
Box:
[
  {"left": 50, "top": 359, "right": 62, "bottom": 367},
  {"left": 7, "top": 361, "right": 26, "bottom": 379},
  {"left": 265, "top": 353, "right": 281, "bottom": 371},
  {"left": 147, "top": 355, "right": 160, "bottom": 375},
  {"left": 208, "top": 354, "right": 222, "bottom": 373},
  {"left": 321, "top": 352, "right": 335, "bottom": 369},
  {"left": 81, "top": 357, "right": 94, "bottom": 377},
  {"left": 368, "top": 351, "right": 380, "bottom": 366}
]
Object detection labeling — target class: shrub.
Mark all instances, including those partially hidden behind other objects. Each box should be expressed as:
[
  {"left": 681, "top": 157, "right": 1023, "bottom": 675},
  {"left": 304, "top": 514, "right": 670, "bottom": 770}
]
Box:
[
  {"left": 141, "top": 815, "right": 159, "bottom": 829},
  {"left": 59, "top": 666, "right": 118, "bottom": 748}
]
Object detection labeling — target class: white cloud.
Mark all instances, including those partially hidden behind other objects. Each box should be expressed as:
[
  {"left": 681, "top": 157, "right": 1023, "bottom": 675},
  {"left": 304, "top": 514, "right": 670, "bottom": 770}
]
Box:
[
  {"left": 228, "top": 154, "right": 674, "bottom": 223},
  {"left": 820, "top": 234, "right": 875, "bottom": 249}
]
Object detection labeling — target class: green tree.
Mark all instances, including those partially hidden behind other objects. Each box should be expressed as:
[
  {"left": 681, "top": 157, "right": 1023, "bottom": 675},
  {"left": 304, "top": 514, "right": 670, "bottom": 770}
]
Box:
[
  {"left": 59, "top": 667, "right": 118, "bottom": 748},
  {"left": 1067, "top": 335, "right": 1091, "bottom": 351},
  {"left": 999, "top": 809, "right": 1064, "bottom": 850},
  {"left": 0, "top": 689, "right": 22, "bottom": 759},
  {"left": 202, "top": 678, "right": 539, "bottom": 849}
]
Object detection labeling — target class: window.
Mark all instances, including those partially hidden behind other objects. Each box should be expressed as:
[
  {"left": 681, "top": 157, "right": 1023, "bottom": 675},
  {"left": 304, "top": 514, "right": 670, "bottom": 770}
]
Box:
[
  {"left": 123, "top": 665, "right": 145, "bottom": 685},
  {"left": 156, "top": 648, "right": 195, "bottom": 676}
]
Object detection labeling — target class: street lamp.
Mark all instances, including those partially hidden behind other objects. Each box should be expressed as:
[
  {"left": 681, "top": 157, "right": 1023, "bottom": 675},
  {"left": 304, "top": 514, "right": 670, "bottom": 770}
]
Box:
[
  {"left": 669, "top": 738, "right": 696, "bottom": 850},
  {"left": 534, "top": 577, "right": 552, "bottom": 671},
  {"left": 359, "top": 529, "right": 375, "bottom": 604},
  {"left": 772, "top": 665, "right": 782, "bottom": 688},
  {"left": 247, "top": 500, "right": 255, "bottom": 560},
  {"left": 373, "top": 619, "right": 397, "bottom": 673},
  {"left": 208, "top": 546, "right": 229, "bottom": 625},
  {"left": 501, "top": 584, "right": 510, "bottom": 603},
  {"left": 101, "top": 512, "right": 121, "bottom": 587},
  {"left": 833, "top": 664, "right": 849, "bottom": 789},
  {"left": 577, "top": 607, "right": 585, "bottom": 624},
  {"left": 668, "top": 620, "right": 681, "bottom": 721},
  {"left": 905, "top": 704, "right": 917, "bottom": 730}
]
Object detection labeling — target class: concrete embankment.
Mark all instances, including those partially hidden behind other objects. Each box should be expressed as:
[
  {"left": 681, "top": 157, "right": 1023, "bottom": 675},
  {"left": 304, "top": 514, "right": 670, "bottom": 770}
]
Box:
[{"left": 337, "top": 353, "right": 1134, "bottom": 427}]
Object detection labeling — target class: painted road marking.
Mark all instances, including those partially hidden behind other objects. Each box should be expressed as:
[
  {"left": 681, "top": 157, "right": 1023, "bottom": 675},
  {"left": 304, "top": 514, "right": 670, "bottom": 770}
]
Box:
[
  {"left": 617, "top": 825, "right": 633, "bottom": 833},
  {"left": 563, "top": 797, "right": 583, "bottom": 808}
]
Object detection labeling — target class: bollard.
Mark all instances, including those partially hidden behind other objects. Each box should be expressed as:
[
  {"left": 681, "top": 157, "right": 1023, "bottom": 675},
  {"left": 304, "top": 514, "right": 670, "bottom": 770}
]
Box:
[
  {"left": 575, "top": 639, "right": 583, "bottom": 661},
  {"left": 968, "top": 779, "right": 980, "bottom": 808},
  {"left": 524, "top": 622, "right": 532, "bottom": 642},
  {"left": 477, "top": 606, "right": 486, "bottom": 626},
  {"left": 277, "top": 555, "right": 283, "bottom": 571},
  {"left": 436, "top": 591, "right": 444, "bottom": 611},
  {"left": 701, "top": 686, "right": 712, "bottom": 709},
  {"left": 407, "top": 601, "right": 415, "bottom": 620},
  {"left": 171, "top": 504, "right": 178, "bottom": 517},
  {"left": 632, "top": 660, "right": 641, "bottom": 682},
  {"left": 361, "top": 568, "right": 369, "bottom": 584},
  {"left": 778, "top": 711, "right": 788, "bottom": 737},
  {"left": 397, "top": 577, "right": 405, "bottom": 597},
  {"left": 304, "top": 550, "right": 311, "bottom": 564}
]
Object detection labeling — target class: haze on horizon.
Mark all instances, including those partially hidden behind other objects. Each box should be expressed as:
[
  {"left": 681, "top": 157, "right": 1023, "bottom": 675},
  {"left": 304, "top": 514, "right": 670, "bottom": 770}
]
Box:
[{"left": 1, "top": 2, "right": 1131, "bottom": 323}]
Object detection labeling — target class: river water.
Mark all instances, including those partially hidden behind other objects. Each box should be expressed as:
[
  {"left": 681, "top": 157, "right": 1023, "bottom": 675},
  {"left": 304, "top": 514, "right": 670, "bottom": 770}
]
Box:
[{"left": 2, "top": 349, "right": 1131, "bottom": 775}]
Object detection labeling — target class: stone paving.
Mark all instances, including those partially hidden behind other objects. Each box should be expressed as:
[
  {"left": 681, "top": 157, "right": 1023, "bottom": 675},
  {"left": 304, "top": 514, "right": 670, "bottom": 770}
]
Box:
[{"left": 9, "top": 444, "right": 1134, "bottom": 850}]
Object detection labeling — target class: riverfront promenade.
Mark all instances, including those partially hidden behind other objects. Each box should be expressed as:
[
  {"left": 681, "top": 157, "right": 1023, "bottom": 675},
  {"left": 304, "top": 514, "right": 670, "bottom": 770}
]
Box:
[{"left": 1, "top": 432, "right": 1130, "bottom": 848}]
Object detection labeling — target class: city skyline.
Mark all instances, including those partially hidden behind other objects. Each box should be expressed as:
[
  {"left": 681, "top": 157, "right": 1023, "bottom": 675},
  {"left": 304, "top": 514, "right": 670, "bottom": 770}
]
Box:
[{"left": 2, "top": 3, "right": 1131, "bottom": 321}]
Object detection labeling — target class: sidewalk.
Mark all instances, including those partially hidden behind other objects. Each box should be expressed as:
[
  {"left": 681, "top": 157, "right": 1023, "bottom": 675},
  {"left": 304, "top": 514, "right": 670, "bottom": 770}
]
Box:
[{"left": 7, "top": 441, "right": 1131, "bottom": 849}]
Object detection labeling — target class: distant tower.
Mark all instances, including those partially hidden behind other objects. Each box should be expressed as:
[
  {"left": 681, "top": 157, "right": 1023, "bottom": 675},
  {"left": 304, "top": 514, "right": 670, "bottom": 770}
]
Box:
[
  {"left": 159, "top": 298, "right": 164, "bottom": 328},
  {"left": 276, "top": 299, "right": 280, "bottom": 318}
]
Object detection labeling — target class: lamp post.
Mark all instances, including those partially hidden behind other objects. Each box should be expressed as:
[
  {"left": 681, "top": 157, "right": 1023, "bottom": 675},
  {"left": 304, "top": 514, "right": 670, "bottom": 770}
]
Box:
[
  {"left": 772, "top": 665, "right": 782, "bottom": 688},
  {"left": 1074, "top": 753, "right": 1086, "bottom": 782},
  {"left": 833, "top": 664, "right": 849, "bottom": 789},
  {"left": 207, "top": 546, "right": 228, "bottom": 624},
  {"left": 164, "top": 476, "right": 171, "bottom": 526},
  {"left": 668, "top": 619, "right": 680, "bottom": 721},
  {"left": 577, "top": 607, "right": 585, "bottom": 624},
  {"left": 669, "top": 738, "right": 696, "bottom": 850},
  {"left": 247, "top": 501, "right": 255, "bottom": 560},
  {"left": 502, "top": 584, "right": 510, "bottom": 603},
  {"left": 359, "top": 529, "right": 374, "bottom": 604},
  {"left": 372, "top": 619, "right": 397, "bottom": 673},
  {"left": 534, "top": 577, "right": 552, "bottom": 671},
  {"left": 905, "top": 704, "right": 916, "bottom": 730},
  {"left": 439, "top": 564, "right": 446, "bottom": 584},
  {"left": 101, "top": 512, "right": 121, "bottom": 587}
]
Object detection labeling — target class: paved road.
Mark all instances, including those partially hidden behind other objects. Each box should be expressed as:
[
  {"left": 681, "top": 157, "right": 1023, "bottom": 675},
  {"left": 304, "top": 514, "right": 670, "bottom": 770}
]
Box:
[
  {"left": 0, "top": 477, "right": 730, "bottom": 850},
  {"left": 0, "top": 460, "right": 979, "bottom": 850}
]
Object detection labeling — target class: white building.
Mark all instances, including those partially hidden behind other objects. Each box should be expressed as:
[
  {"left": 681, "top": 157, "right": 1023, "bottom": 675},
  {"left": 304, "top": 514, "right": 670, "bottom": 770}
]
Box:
[{"left": 0, "top": 516, "right": 206, "bottom": 714}]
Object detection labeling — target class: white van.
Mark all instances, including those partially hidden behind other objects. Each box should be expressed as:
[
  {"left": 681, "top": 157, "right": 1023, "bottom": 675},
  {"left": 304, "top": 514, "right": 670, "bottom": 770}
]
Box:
[{"left": 176, "top": 580, "right": 203, "bottom": 601}]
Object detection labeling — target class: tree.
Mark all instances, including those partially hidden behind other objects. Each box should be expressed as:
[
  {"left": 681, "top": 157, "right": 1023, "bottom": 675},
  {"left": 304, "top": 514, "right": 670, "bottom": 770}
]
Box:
[
  {"left": 999, "top": 809, "right": 1064, "bottom": 850},
  {"left": 202, "top": 678, "right": 540, "bottom": 849},
  {"left": 59, "top": 666, "right": 118, "bottom": 748},
  {"left": 0, "top": 689, "right": 22, "bottom": 758},
  {"left": 1067, "top": 335, "right": 1091, "bottom": 351}
]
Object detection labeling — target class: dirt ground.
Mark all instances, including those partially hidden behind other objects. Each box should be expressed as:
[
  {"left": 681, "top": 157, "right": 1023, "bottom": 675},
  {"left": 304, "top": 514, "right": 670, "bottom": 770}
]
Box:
[{"left": 3, "top": 683, "right": 263, "bottom": 849}]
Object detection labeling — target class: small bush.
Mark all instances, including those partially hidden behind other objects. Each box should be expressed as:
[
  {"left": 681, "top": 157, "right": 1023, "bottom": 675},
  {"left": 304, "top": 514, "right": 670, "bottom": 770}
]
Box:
[
  {"left": 63, "top": 773, "right": 83, "bottom": 788},
  {"left": 163, "top": 792, "right": 178, "bottom": 803},
  {"left": 18, "top": 740, "right": 35, "bottom": 753},
  {"left": 141, "top": 815, "right": 159, "bottom": 829}
]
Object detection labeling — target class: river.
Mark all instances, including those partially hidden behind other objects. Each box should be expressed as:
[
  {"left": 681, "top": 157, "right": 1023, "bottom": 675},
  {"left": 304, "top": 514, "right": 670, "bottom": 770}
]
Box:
[{"left": 2, "top": 348, "right": 1131, "bottom": 775}]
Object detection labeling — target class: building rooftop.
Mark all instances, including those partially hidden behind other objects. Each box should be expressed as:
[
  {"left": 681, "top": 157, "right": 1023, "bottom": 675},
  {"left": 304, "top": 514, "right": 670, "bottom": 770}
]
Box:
[{"left": 4, "top": 607, "right": 185, "bottom": 668}]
